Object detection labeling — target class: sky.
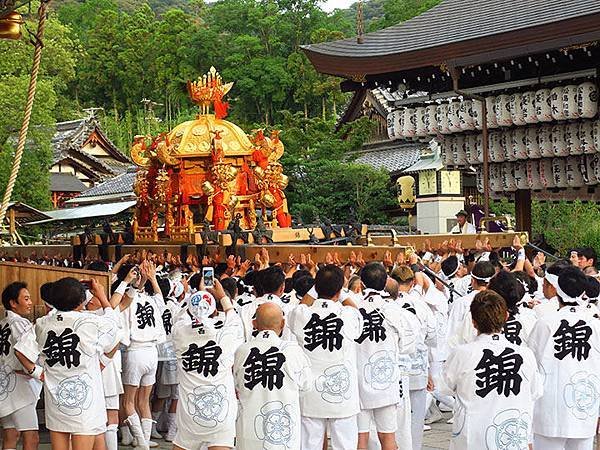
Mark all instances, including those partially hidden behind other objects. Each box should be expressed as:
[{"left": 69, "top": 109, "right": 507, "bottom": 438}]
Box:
[{"left": 321, "top": 0, "right": 356, "bottom": 12}]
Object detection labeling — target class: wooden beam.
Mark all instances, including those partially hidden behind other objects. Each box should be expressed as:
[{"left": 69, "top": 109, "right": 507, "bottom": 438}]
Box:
[
  {"left": 515, "top": 190, "right": 532, "bottom": 236},
  {"left": 364, "top": 231, "right": 528, "bottom": 249},
  {"left": 240, "top": 245, "right": 414, "bottom": 263}
]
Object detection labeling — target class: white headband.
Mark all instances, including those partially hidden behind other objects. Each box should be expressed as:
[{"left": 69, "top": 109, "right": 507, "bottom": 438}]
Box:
[
  {"left": 443, "top": 266, "right": 459, "bottom": 280},
  {"left": 545, "top": 272, "right": 559, "bottom": 290},
  {"left": 556, "top": 282, "right": 586, "bottom": 306},
  {"left": 472, "top": 273, "right": 493, "bottom": 283}
]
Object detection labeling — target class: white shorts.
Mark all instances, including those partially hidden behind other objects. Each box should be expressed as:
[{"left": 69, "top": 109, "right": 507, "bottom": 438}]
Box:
[
  {"left": 357, "top": 404, "right": 398, "bottom": 433},
  {"left": 173, "top": 424, "right": 234, "bottom": 449},
  {"left": 105, "top": 395, "right": 119, "bottom": 410},
  {"left": 0, "top": 403, "right": 38, "bottom": 431},
  {"left": 156, "top": 383, "right": 179, "bottom": 400},
  {"left": 533, "top": 434, "right": 594, "bottom": 450},
  {"left": 158, "top": 360, "right": 179, "bottom": 386},
  {"left": 122, "top": 346, "right": 158, "bottom": 387},
  {"left": 301, "top": 415, "right": 358, "bottom": 450}
]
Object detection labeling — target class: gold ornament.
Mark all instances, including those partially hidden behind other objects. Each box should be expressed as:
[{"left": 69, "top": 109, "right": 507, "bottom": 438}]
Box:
[{"left": 0, "top": 12, "right": 24, "bottom": 40}]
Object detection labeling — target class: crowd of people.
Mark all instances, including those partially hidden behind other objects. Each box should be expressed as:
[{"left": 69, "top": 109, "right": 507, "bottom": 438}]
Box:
[{"left": 1, "top": 239, "right": 600, "bottom": 450}]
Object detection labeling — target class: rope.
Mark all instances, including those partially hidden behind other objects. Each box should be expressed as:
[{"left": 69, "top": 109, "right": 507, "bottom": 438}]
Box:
[{"left": 0, "top": 0, "right": 50, "bottom": 228}]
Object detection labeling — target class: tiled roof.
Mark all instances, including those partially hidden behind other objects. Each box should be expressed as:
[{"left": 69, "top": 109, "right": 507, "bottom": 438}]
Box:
[
  {"left": 75, "top": 170, "right": 136, "bottom": 198},
  {"left": 50, "top": 173, "right": 87, "bottom": 193},
  {"left": 304, "top": 0, "right": 600, "bottom": 58},
  {"left": 352, "top": 140, "right": 423, "bottom": 174}
]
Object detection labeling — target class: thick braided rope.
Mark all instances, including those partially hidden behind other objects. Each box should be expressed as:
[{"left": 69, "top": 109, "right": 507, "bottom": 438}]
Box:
[{"left": 0, "top": 0, "right": 50, "bottom": 228}]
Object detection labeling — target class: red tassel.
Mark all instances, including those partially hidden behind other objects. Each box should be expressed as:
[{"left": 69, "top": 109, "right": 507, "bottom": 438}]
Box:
[{"left": 214, "top": 99, "right": 229, "bottom": 119}]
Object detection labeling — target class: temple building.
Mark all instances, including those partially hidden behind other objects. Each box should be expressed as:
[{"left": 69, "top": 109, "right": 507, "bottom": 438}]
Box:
[{"left": 50, "top": 114, "right": 131, "bottom": 207}]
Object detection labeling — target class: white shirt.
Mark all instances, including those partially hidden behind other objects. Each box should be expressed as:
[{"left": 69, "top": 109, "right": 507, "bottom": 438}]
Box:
[
  {"left": 355, "top": 289, "right": 416, "bottom": 410},
  {"left": 172, "top": 309, "right": 243, "bottom": 441},
  {"left": 450, "top": 222, "right": 477, "bottom": 234},
  {"left": 240, "top": 294, "right": 289, "bottom": 341},
  {"left": 528, "top": 305, "right": 600, "bottom": 439},
  {"left": 124, "top": 291, "right": 166, "bottom": 348},
  {"left": 288, "top": 298, "right": 363, "bottom": 418},
  {"left": 443, "top": 333, "right": 542, "bottom": 450},
  {"left": 15, "top": 308, "right": 121, "bottom": 433},
  {"left": 0, "top": 310, "right": 42, "bottom": 417},
  {"left": 234, "top": 329, "right": 312, "bottom": 450}
]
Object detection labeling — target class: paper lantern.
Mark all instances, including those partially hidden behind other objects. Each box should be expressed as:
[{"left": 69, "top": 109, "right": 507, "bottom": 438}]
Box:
[
  {"left": 415, "top": 107, "right": 427, "bottom": 137},
  {"left": 565, "top": 156, "right": 585, "bottom": 187},
  {"left": 534, "top": 89, "right": 553, "bottom": 122},
  {"left": 539, "top": 158, "right": 555, "bottom": 188},
  {"left": 459, "top": 100, "right": 475, "bottom": 130},
  {"left": 593, "top": 120, "right": 600, "bottom": 151},
  {"left": 512, "top": 128, "right": 527, "bottom": 160},
  {"left": 552, "top": 158, "right": 568, "bottom": 188},
  {"left": 564, "top": 122, "right": 582, "bottom": 155},
  {"left": 578, "top": 81, "right": 599, "bottom": 118},
  {"left": 471, "top": 134, "right": 483, "bottom": 164},
  {"left": 490, "top": 164, "right": 502, "bottom": 192},
  {"left": 465, "top": 134, "right": 478, "bottom": 165},
  {"left": 502, "top": 162, "right": 517, "bottom": 192},
  {"left": 448, "top": 101, "right": 462, "bottom": 133},
  {"left": 489, "top": 131, "right": 503, "bottom": 162},
  {"left": 437, "top": 104, "right": 451, "bottom": 134},
  {"left": 525, "top": 127, "right": 542, "bottom": 159},
  {"left": 441, "top": 137, "right": 453, "bottom": 166},
  {"left": 527, "top": 160, "right": 543, "bottom": 190},
  {"left": 550, "top": 87, "right": 566, "bottom": 121},
  {"left": 387, "top": 111, "right": 398, "bottom": 140},
  {"left": 500, "top": 130, "right": 513, "bottom": 162},
  {"left": 538, "top": 125, "right": 554, "bottom": 157},
  {"left": 522, "top": 91, "right": 538, "bottom": 124},
  {"left": 580, "top": 121, "right": 595, "bottom": 154},
  {"left": 486, "top": 96, "right": 498, "bottom": 128},
  {"left": 476, "top": 170, "right": 484, "bottom": 193},
  {"left": 395, "top": 109, "right": 405, "bottom": 138},
  {"left": 513, "top": 161, "right": 529, "bottom": 189},
  {"left": 562, "top": 85, "right": 579, "bottom": 120},
  {"left": 402, "top": 108, "right": 416, "bottom": 137},
  {"left": 472, "top": 100, "right": 483, "bottom": 130},
  {"left": 495, "top": 95, "right": 512, "bottom": 127},
  {"left": 450, "top": 135, "right": 467, "bottom": 166},
  {"left": 551, "top": 125, "right": 567, "bottom": 157},
  {"left": 588, "top": 154, "right": 600, "bottom": 185},
  {"left": 510, "top": 93, "right": 526, "bottom": 126},
  {"left": 426, "top": 105, "right": 439, "bottom": 134},
  {"left": 579, "top": 155, "right": 595, "bottom": 185}
]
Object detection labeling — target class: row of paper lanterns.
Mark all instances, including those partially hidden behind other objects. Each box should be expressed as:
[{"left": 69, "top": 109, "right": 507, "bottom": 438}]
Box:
[
  {"left": 476, "top": 155, "right": 600, "bottom": 193},
  {"left": 441, "top": 120, "right": 600, "bottom": 167},
  {"left": 387, "top": 81, "right": 599, "bottom": 139}
]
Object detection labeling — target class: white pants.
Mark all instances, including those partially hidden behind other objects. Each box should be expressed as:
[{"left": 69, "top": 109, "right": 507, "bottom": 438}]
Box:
[
  {"left": 533, "top": 434, "right": 594, "bottom": 450},
  {"left": 396, "top": 382, "right": 413, "bottom": 450},
  {"left": 301, "top": 415, "right": 358, "bottom": 450},
  {"left": 410, "top": 389, "right": 426, "bottom": 450},
  {"left": 429, "top": 360, "right": 455, "bottom": 410}
]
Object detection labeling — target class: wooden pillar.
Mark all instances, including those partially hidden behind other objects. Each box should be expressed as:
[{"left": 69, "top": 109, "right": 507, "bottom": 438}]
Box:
[{"left": 515, "top": 189, "right": 532, "bottom": 235}]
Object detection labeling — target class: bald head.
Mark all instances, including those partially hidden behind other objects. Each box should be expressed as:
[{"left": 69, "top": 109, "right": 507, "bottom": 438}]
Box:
[
  {"left": 253, "top": 302, "right": 285, "bottom": 335},
  {"left": 385, "top": 277, "right": 399, "bottom": 299}
]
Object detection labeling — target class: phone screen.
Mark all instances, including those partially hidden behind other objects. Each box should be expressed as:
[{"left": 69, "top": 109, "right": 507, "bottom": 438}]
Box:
[{"left": 202, "top": 267, "right": 214, "bottom": 288}]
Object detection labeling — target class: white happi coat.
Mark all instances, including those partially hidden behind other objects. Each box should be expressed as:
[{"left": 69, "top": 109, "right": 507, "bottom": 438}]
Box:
[
  {"left": 423, "top": 285, "right": 450, "bottom": 362},
  {"left": 240, "top": 294, "right": 289, "bottom": 341},
  {"left": 15, "top": 308, "right": 121, "bottom": 433},
  {"left": 288, "top": 298, "right": 363, "bottom": 418},
  {"left": 355, "top": 289, "right": 416, "bottom": 410},
  {"left": 233, "top": 330, "right": 312, "bottom": 450},
  {"left": 443, "top": 333, "right": 543, "bottom": 450},
  {"left": 0, "top": 310, "right": 42, "bottom": 418},
  {"left": 533, "top": 296, "right": 559, "bottom": 318},
  {"left": 447, "top": 290, "right": 479, "bottom": 349},
  {"left": 172, "top": 309, "right": 243, "bottom": 442},
  {"left": 397, "top": 289, "right": 437, "bottom": 390},
  {"left": 528, "top": 305, "right": 600, "bottom": 439},
  {"left": 124, "top": 291, "right": 166, "bottom": 348}
]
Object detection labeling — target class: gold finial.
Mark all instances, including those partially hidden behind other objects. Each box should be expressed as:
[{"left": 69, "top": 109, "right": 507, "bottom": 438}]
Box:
[
  {"left": 187, "top": 67, "right": 234, "bottom": 117},
  {"left": 356, "top": 0, "right": 364, "bottom": 44}
]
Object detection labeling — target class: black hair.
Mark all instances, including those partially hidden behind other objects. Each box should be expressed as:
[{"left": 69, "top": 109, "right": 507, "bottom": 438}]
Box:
[
  {"left": 214, "top": 263, "right": 228, "bottom": 279},
  {"left": 294, "top": 276, "right": 315, "bottom": 298},
  {"left": 157, "top": 278, "right": 171, "bottom": 299},
  {"left": 292, "top": 270, "right": 312, "bottom": 284},
  {"left": 578, "top": 247, "right": 597, "bottom": 265},
  {"left": 116, "top": 263, "right": 136, "bottom": 283},
  {"left": 513, "top": 271, "right": 538, "bottom": 296},
  {"left": 441, "top": 256, "right": 459, "bottom": 278},
  {"left": 2, "top": 281, "right": 27, "bottom": 311},
  {"left": 40, "top": 282, "right": 54, "bottom": 304},
  {"left": 256, "top": 266, "right": 285, "bottom": 295},
  {"left": 284, "top": 278, "right": 294, "bottom": 294},
  {"left": 547, "top": 259, "right": 573, "bottom": 277},
  {"left": 221, "top": 277, "right": 238, "bottom": 299},
  {"left": 49, "top": 277, "right": 85, "bottom": 311},
  {"left": 360, "top": 261, "right": 388, "bottom": 291},
  {"left": 87, "top": 261, "right": 109, "bottom": 272},
  {"left": 585, "top": 275, "right": 600, "bottom": 300},
  {"left": 188, "top": 273, "right": 201, "bottom": 291},
  {"left": 488, "top": 271, "right": 525, "bottom": 316},
  {"left": 315, "top": 265, "right": 344, "bottom": 299},
  {"left": 471, "top": 261, "right": 496, "bottom": 286},
  {"left": 557, "top": 266, "right": 587, "bottom": 303}
]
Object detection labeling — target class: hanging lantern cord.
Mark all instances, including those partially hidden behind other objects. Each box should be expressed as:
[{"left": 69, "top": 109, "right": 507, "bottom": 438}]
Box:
[{"left": 0, "top": 0, "right": 51, "bottom": 230}]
